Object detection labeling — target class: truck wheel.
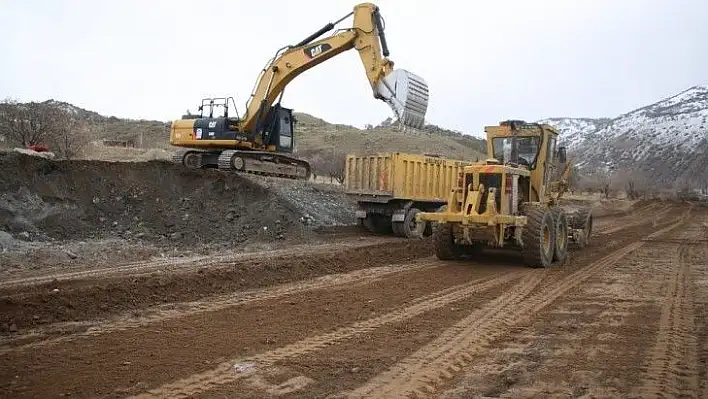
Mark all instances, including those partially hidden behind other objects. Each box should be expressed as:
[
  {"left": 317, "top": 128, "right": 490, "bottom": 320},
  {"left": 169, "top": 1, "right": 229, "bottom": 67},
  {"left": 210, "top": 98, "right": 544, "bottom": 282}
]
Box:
[
  {"left": 391, "top": 221, "right": 405, "bottom": 237},
  {"left": 362, "top": 214, "right": 390, "bottom": 234},
  {"left": 362, "top": 216, "right": 377, "bottom": 234},
  {"left": 432, "top": 221, "right": 464, "bottom": 260},
  {"left": 403, "top": 208, "right": 426, "bottom": 239},
  {"left": 551, "top": 207, "right": 569, "bottom": 265},
  {"left": 521, "top": 204, "right": 556, "bottom": 268}
]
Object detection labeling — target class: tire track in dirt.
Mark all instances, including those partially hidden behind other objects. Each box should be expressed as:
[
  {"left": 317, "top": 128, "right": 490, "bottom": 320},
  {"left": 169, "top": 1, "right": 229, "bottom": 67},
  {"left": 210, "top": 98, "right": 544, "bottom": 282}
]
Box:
[
  {"left": 593, "top": 202, "right": 659, "bottom": 233},
  {"left": 435, "top": 212, "right": 705, "bottom": 398},
  {"left": 0, "top": 239, "right": 433, "bottom": 334},
  {"left": 341, "top": 213, "right": 690, "bottom": 398},
  {"left": 0, "top": 237, "right": 399, "bottom": 289},
  {"left": 598, "top": 203, "right": 672, "bottom": 235},
  {"left": 131, "top": 210, "right": 683, "bottom": 399},
  {"left": 0, "top": 258, "right": 441, "bottom": 353},
  {"left": 633, "top": 221, "right": 704, "bottom": 398},
  {"left": 129, "top": 270, "right": 528, "bottom": 398},
  {"left": 695, "top": 216, "right": 708, "bottom": 399}
]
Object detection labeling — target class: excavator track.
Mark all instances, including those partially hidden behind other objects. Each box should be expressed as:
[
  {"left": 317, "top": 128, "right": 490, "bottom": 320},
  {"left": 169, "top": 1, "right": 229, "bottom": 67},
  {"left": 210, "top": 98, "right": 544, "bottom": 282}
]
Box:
[
  {"left": 171, "top": 149, "right": 311, "bottom": 180},
  {"left": 217, "top": 149, "right": 311, "bottom": 180}
]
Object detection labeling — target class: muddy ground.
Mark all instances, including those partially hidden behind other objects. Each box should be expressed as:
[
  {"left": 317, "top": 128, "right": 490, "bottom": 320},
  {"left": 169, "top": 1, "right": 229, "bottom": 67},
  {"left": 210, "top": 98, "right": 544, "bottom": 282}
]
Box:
[{"left": 2, "top": 153, "right": 707, "bottom": 398}]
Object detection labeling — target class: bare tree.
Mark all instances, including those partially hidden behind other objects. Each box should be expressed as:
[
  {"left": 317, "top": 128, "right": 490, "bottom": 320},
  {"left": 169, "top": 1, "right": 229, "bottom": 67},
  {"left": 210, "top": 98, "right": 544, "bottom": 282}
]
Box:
[
  {"left": 0, "top": 99, "right": 65, "bottom": 147},
  {"left": 49, "top": 116, "right": 89, "bottom": 160},
  {"left": 0, "top": 99, "right": 88, "bottom": 159},
  {"left": 325, "top": 150, "right": 347, "bottom": 184},
  {"left": 611, "top": 168, "right": 650, "bottom": 200},
  {"left": 594, "top": 169, "right": 612, "bottom": 198}
]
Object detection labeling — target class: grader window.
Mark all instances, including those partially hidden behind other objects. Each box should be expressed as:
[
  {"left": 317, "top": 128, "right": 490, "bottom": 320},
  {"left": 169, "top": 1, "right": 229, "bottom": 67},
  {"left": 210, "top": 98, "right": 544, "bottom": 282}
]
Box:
[{"left": 492, "top": 136, "right": 541, "bottom": 168}]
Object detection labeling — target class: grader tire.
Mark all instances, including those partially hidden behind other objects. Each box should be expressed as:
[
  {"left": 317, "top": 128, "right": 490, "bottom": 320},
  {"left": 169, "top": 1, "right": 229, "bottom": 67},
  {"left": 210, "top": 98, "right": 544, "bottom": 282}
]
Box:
[
  {"left": 579, "top": 208, "right": 593, "bottom": 247},
  {"left": 521, "top": 204, "right": 556, "bottom": 268},
  {"left": 432, "top": 221, "right": 464, "bottom": 260},
  {"left": 403, "top": 207, "right": 426, "bottom": 239},
  {"left": 570, "top": 208, "right": 593, "bottom": 248},
  {"left": 551, "top": 207, "right": 569, "bottom": 265}
]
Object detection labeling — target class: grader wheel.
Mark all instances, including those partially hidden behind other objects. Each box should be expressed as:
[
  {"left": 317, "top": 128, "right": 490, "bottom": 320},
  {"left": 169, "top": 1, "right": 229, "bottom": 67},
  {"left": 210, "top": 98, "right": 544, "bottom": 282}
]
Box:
[
  {"left": 521, "top": 204, "right": 556, "bottom": 268},
  {"left": 569, "top": 207, "right": 593, "bottom": 248},
  {"left": 403, "top": 207, "right": 426, "bottom": 239},
  {"left": 432, "top": 221, "right": 465, "bottom": 260},
  {"left": 551, "top": 207, "right": 569, "bottom": 265}
]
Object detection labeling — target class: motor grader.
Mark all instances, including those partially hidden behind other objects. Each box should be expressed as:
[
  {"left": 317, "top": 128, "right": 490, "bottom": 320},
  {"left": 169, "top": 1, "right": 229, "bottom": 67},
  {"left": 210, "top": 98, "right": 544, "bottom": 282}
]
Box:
[{"left": 416, "top": 120, "right": 593, "bottom": 268}]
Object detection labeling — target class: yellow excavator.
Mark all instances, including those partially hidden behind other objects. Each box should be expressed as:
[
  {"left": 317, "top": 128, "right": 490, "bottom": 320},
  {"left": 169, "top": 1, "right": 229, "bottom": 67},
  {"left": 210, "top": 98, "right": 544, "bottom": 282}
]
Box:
[{"left": 169, "top": 2, "right": 429, "bottom": 180}]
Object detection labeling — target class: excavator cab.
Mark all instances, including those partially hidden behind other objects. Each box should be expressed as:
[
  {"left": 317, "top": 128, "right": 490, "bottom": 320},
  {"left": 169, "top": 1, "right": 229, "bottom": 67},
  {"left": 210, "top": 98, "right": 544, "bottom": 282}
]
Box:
[{"left": 258, "top": 104, "right": 295, "bottom": 154}]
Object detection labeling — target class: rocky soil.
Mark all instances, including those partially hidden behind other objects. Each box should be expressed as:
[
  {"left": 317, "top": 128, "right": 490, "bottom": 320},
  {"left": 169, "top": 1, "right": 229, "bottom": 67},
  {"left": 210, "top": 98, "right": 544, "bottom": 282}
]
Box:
[{"left": 0, "top": 152, "right": 359, "bottom": 273}]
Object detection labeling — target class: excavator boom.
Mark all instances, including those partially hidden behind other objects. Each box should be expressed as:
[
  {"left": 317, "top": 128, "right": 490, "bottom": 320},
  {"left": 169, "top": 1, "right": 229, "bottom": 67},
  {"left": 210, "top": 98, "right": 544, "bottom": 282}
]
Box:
[
  {"left": 242, "top": 3, "right": 428, "bottom": 132},
  {"left": 169, "top": 3, "right": 429, "bottom": 180}
]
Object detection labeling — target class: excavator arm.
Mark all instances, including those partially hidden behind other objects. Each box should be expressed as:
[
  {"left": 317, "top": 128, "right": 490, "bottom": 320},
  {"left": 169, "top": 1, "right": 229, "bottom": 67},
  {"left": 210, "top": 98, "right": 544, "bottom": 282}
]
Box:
[{"left": 241, "top": 2, "right": 429, "bottom": 133}]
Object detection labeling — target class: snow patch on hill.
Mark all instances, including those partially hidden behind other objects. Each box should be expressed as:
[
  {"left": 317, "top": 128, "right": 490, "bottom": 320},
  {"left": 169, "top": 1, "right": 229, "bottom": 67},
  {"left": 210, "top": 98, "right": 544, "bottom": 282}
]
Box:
[{"left": 538, "top": 85, "right": 708, "bottom": 186}]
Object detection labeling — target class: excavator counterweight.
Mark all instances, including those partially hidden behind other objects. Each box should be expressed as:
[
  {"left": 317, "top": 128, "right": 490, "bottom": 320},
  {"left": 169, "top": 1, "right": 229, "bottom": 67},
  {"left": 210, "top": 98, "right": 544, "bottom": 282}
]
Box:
[{"left": 169, "top": 2, "right": 429, "bottom": 180}]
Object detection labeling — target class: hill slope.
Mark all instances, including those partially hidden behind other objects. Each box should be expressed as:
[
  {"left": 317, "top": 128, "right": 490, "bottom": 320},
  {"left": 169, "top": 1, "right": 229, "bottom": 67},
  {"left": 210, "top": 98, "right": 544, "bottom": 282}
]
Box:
[
  {"left": 539, "top": 85, "right": 708, "bottom": 188},
  {"left": 0, "top": 100, "right": 487, "bottom": 166}
]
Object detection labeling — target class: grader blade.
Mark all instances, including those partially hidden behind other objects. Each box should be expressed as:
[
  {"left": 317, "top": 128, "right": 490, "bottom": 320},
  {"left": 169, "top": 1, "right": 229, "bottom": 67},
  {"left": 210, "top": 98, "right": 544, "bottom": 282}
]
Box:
[{"left": 374, "top": 69, "right": 429, "bottom": 129}]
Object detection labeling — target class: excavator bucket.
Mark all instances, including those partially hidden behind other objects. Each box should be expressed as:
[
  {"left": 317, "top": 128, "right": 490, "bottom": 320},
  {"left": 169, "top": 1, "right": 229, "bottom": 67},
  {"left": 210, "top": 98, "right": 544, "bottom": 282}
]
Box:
[{"left": 375, "top": 69, "right": 429, "bottom": 129}]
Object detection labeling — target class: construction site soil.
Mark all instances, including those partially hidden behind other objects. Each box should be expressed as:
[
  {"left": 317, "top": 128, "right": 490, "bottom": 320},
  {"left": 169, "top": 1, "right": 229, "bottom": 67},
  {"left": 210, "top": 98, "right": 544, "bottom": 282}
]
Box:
[
  {"left": 0, "top": 152, "right": 360, "bottom": 273},
  {"left": 0, "top": 152, "right": 315, "bottom": 244},
  {"left": 1, "top": 196, "right": 706, "bottom": 398}
]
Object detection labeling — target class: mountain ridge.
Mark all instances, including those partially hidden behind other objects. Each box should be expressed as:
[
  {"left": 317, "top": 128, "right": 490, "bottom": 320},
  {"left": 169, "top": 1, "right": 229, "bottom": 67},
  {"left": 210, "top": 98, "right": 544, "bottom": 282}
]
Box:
[{"left": 537, "top": 84, "right": 708, "bottom": 189}]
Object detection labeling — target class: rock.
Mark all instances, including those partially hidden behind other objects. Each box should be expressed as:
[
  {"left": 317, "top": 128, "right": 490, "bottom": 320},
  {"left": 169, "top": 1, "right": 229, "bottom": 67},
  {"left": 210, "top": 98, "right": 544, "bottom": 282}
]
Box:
[
  {"left": 170, "top": 232, "right": 183, "bottom": 240},
  {"left": 64, "top": 250, "right": 78, "bottom": 259},
  {"left": 9, "top": 323, "right": 18, "bottom": 333}
]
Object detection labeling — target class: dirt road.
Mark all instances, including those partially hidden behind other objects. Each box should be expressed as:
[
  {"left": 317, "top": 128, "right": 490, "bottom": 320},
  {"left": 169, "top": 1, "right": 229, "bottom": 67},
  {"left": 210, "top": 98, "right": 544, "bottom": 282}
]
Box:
[{"left": 1, "top": 201, "right": 706, "bottom": 398}]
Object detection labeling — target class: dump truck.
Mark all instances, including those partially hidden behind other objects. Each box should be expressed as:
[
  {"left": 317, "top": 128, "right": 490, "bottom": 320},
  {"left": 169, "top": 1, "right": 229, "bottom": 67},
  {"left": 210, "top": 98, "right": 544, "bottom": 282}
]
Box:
[
  {"left": 344, "top": 152, "right": 474, "bottom": 238},
  {"left": 416, "top": 120, "right": 593, "bottom": 268}
]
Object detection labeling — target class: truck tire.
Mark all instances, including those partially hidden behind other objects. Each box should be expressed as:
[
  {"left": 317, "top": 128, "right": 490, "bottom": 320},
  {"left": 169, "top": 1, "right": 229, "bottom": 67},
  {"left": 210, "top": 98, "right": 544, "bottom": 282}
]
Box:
[
  {"left": 520, "top": 204, "right": 556, "bottom": 268},
  {"left": 362, "top": 216, "right": 377, "bottom": 234},
  {"left": 403, "top": 208, "right": 426, "bottom": 239},
  {"left": 362, "top": 214, "right": 391, "bottom": 235},
  {"left": 551, "top": 207, "right": 569, "bottom": 265},
  {"left": 391, "top": 221, "right": 405, "bottom": 237},
  {"left": 432, "top": 221, "right": 464, "bottom": 260}
]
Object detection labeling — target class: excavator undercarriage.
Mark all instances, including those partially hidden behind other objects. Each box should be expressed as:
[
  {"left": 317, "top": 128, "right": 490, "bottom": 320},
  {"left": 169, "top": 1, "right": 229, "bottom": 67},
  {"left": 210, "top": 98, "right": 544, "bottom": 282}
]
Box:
[{"left": 172, "top": 148, "right": 311, "bottom": 180}]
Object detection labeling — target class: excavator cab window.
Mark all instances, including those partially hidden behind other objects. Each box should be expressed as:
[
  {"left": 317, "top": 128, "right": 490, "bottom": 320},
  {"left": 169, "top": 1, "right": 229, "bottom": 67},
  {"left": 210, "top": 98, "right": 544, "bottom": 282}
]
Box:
[{"left": 278, "top": 112, "right": 293, "bottom": 150}]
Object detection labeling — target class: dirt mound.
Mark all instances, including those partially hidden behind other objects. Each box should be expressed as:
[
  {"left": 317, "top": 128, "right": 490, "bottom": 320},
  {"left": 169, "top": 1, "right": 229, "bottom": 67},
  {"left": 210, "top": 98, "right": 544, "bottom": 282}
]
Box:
[{"left": 0, "top": 152, "right": 308, "bottom": 247}]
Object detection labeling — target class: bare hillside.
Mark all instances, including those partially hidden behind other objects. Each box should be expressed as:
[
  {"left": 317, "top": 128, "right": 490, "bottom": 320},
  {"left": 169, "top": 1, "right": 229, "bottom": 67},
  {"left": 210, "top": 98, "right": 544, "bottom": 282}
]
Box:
[{"left": 0, "top": 100, "right": 487, "bottom": 167}]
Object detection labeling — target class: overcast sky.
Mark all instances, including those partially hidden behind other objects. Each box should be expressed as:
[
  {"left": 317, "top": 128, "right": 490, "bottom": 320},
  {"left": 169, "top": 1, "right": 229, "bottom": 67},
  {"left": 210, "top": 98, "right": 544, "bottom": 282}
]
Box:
[{"left": 1, "top": 0, "right": 707, "bottom": 137}]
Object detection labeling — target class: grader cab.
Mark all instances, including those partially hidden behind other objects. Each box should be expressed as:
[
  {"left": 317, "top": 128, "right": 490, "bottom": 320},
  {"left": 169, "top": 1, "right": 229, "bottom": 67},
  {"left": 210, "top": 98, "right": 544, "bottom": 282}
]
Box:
[{"left": 416, "top": 120, "right": 593, "bottom": 268}]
